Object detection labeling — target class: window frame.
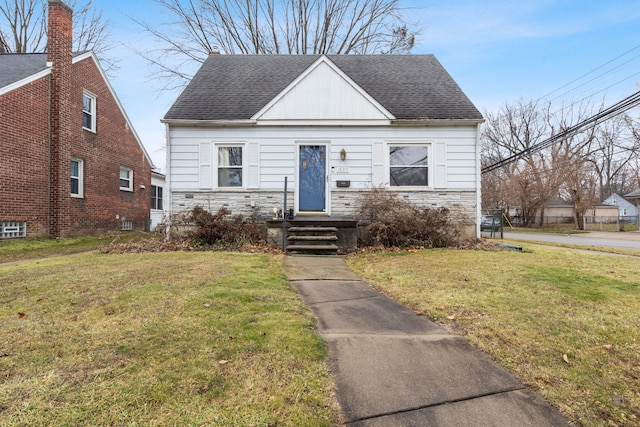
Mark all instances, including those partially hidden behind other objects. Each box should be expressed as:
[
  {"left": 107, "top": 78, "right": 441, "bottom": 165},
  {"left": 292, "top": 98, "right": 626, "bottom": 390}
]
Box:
[
  {"left": 215, "top": 143, "right": 245, "bottom": 188},
  {"left": 151, "top": 185, "right": 163, "bottom": 210},
  {"left": 70, "top": 158, "right": 84, "bottom": 198},
  {"left": 119, "top": 166, "right": 134, "bottom": 192},
  {"left": 387, "top": 142, "right": 431, "bottom": 188},
  {"left": 82, "top": 91, "right": 97, "bottom": 132}
]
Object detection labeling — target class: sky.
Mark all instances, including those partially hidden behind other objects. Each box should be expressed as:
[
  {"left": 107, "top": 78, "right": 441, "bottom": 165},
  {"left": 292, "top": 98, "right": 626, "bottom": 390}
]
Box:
[{"left": 92, "top": 0, "right": 640, "bottom": 172}]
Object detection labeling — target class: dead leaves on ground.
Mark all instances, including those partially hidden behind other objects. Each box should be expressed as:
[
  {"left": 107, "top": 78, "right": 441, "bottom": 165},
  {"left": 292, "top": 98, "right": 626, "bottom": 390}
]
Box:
[{"left": 100, "top": 238, "right": 283, "bottom": 255}]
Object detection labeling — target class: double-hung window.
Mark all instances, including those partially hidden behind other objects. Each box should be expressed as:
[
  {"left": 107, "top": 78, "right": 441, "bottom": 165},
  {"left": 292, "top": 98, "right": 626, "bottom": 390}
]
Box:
[
  {"left": 120, "top": 167, "right": 133, "bottom": 191},
  {"left": 217, "top": 145, "right": 243, "bottom": 187},
  {"left": 389, "top": 143, "right": 429, "bottom": 187},
  {"left": 70, "top": 158, "right": 84, "bottom": 197},
  {"left": 82, "top": 91, "right": 96, "bottom": 132},
  {"left": 151, "top": 185, "right": 163, "bottom": 210}
]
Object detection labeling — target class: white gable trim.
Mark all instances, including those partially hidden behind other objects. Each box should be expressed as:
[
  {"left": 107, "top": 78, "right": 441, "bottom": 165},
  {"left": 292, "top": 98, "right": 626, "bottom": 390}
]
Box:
[
  {"left": 0, "top": 68, "right": 51, "bottom": 96},
  {"left": 251, "top": 55, "right": 395, "bottom": 123}
]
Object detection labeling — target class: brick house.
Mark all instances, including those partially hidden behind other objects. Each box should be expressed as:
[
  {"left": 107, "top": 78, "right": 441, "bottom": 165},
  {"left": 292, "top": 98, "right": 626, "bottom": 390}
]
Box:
[{"left": 0, "top": 0, "right": 153, "bottom": 238}]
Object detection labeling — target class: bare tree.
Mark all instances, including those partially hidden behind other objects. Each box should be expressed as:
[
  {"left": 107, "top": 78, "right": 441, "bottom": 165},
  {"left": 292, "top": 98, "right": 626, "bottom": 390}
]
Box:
[
  {"left": 135, "top": 0, "right": 418, "bottom": 89},
  {"left": 551, "top": 102, "right": 599, "bottom": 229},
  {"left": 0, "top": 0, "right": 46, "bottom": 53},
  {"left": 588, "top": 114, "right": 640, "bottom": 198},
  {"left": 482, "top": 100, "right": 566, "bottom": 227},
  {"left": 0, "top": 0, "right": 114, "bottom": 69}
]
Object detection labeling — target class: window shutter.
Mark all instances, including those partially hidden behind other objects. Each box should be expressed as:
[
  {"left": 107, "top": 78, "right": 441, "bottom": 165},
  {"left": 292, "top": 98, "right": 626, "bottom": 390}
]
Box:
[
  {"left": 199, "top": 142, "right": 212, "bottom": 189},
  {"left": 247, "top": 142, "right": 260, "bottom": 189},
  {"left": 434, "top": 141, "right": 447, "bottom": 188},
  {"left": 372, "top": 141, "right": 385, "bottom": 186}
]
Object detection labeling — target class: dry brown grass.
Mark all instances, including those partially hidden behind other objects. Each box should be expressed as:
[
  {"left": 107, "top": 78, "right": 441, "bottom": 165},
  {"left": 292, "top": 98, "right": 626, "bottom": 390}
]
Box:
[{"left": 347, "top": 244, "right": 640, "bottom": 426}]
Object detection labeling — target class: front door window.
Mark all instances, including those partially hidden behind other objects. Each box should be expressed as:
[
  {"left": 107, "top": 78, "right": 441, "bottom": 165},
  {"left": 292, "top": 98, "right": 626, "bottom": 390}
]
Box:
[{"left": 299, "top": 145, "right": 326, "bottom": 211}]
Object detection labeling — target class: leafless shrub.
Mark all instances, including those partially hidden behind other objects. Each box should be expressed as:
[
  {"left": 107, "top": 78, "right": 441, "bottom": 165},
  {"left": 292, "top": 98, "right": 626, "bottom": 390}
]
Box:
[
  {"left": 188, "top": 206, "right": 267, "bottom": 248},
  {"left": 357, "top": 189, "right": 460, "bottom": 248}
]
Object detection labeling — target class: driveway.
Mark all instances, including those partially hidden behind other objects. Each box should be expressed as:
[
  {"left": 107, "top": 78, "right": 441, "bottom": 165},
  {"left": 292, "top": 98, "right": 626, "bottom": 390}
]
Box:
[{"left": 502, "top": 231, "right": 640, "bottom": 251}]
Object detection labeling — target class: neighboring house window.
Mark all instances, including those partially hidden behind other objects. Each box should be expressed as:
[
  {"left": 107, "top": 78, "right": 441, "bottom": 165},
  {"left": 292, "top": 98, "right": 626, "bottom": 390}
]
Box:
[
  {"left": 151, "top": 185, "right": 163, "bottom": 210},
  {"left": 70, "top": 158, "right": 84, "bottom": 197},
  {"left": 389, "top": 143, "right": 429, "bottom": 186},
  {"left": 217, "top": 145, "right": 243, "bottom": 187},
  {"left": 622, "top": 208, "right": 628, "bottom": 216},
  {"left": 82, "top": 92, "right": 96, "bottom": 132},
  {"left": 1, "top": 222, "right": 26, "bottom": 238},
  {"left": 120, "top": 167, "right": 133, "bottom": 191}
]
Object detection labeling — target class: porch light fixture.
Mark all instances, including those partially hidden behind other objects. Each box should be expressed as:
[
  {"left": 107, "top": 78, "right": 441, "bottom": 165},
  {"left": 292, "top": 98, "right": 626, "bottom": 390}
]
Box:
[{"left": 340, "top": 148, "right": 347, "bottom": 161}]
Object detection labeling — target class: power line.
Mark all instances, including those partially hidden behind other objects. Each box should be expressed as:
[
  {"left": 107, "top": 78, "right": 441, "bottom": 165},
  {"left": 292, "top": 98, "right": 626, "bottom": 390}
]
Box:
[
  {"left": 482, "top": 90, "right": 640, "bottom": 174},
  {"left": 547, "top": 55, "right": 640, "bottom": 106},
  {"left": 538, "top": 44, "right": 640, "bottom": 104}
]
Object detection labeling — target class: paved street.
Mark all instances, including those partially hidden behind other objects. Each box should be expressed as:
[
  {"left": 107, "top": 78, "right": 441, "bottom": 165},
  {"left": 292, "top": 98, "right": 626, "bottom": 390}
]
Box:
[{"left": 500, "top": 231, "right": 640, "bottom": 251}]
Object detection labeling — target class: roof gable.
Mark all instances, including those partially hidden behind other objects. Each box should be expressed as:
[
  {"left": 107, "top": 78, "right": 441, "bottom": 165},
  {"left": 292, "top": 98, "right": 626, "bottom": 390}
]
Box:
[
  {"left": 163, "top": 54, "right": 483, "bottom": 123},
  {"left": 253, "top": 56, "right": 393, "bottom": 123},
  {"left": 0, "top": 51, "right": 153, "bottom": 167}
]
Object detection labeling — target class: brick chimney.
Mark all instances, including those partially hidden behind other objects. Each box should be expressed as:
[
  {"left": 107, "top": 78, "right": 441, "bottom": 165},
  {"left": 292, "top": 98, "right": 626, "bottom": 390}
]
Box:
[{"left": 47, "top": 0, "right": 73, "bottom": 237}]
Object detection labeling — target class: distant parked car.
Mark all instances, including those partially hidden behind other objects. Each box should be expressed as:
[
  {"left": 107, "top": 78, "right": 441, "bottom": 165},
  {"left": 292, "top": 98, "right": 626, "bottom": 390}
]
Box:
[{"left": 481, "top": 215, "right": 501, "bottom": 231}]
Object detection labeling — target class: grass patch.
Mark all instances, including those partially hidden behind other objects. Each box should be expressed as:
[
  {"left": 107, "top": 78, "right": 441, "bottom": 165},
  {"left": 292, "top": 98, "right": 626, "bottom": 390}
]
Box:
[
  {"left": 347, "top": 245, "right": 640, "bottom": 427},
  {"left": 0, "top": 251, "right": 339, "bottom": 426},
  {"left": 0, "top": 233, "right": 160, "bottom": 264},
  {"left": 504, "top": 238, "right": 640, "bottom": 258},
  {"left": 507, "top": 226, "right": 587, "bottom": 234}
]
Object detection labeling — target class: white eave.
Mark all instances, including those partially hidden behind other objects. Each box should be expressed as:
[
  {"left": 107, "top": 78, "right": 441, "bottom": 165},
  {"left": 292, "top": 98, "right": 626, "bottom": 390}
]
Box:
[
  {"left": 391, "top": 118, "right": 485, "bottom": 126},
  {"left": 161, "top": 119, "right": 258, "bottom": 127}
]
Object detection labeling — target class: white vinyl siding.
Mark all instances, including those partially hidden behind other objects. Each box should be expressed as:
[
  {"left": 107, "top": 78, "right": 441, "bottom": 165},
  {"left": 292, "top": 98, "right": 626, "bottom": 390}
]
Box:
[{"left": 169, "top": 126, "right": 477, "bottom": 191}]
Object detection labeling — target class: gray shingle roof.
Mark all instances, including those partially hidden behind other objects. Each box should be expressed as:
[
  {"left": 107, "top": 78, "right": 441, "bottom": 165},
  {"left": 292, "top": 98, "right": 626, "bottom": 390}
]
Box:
[
  {"left": 164, "top": 54, "right": 483, "bottom": 122},
  {"left": 0, "top": 53, "right": 49, "bottom": 89}
]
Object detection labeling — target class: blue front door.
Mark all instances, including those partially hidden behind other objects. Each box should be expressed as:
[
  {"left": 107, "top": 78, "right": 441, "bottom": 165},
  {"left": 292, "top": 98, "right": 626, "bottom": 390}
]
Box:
[{"left": 299, "top": 145, "right": 326, "bottom": 212}]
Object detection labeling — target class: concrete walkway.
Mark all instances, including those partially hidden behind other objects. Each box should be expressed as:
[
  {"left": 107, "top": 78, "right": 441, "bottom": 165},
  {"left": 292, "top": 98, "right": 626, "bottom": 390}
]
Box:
[{"left": 283, "top": 255, "right": 573, "bottom": 426}]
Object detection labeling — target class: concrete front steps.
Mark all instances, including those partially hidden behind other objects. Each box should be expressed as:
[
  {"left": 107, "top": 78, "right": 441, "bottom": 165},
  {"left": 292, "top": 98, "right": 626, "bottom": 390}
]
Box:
[
  {"left": 287, "top": 226, "right": 339, "bottom": 255},
  {"left": 266, "top": 218, "right": 358, "bottom": 254}
]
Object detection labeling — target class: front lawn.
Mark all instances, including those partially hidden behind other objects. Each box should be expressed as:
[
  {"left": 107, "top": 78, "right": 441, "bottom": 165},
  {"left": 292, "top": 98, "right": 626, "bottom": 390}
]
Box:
[
  {"left": 347, "top": 245, "right": 640, "bottom": 427},
  {"left": 0, "top": 232, "right": 160, "bottom": 264},
  {"left": 0, "top": 251, "right": 340, "bottom": 426}
]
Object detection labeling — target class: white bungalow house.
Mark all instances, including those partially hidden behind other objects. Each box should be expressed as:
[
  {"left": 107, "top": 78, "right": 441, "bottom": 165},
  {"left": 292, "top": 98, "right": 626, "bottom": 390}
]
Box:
[{"left": 162, "top": 54, "right": 484, "bottom": 249}]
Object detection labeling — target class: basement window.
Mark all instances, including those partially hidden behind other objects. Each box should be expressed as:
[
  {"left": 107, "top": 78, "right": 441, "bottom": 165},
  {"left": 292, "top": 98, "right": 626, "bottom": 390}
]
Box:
[
  {"left": 1, "top": 222, "right": 26, "bottom": 238},
  {"left": 121, "top": 220, "right": 133, "bottom": 231}
]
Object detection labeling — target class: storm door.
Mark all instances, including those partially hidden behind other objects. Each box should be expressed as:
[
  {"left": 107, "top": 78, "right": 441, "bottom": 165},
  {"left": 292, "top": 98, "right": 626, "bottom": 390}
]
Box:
[{"left": 298, "top": 145, "right": 327, "bottom": 212}]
